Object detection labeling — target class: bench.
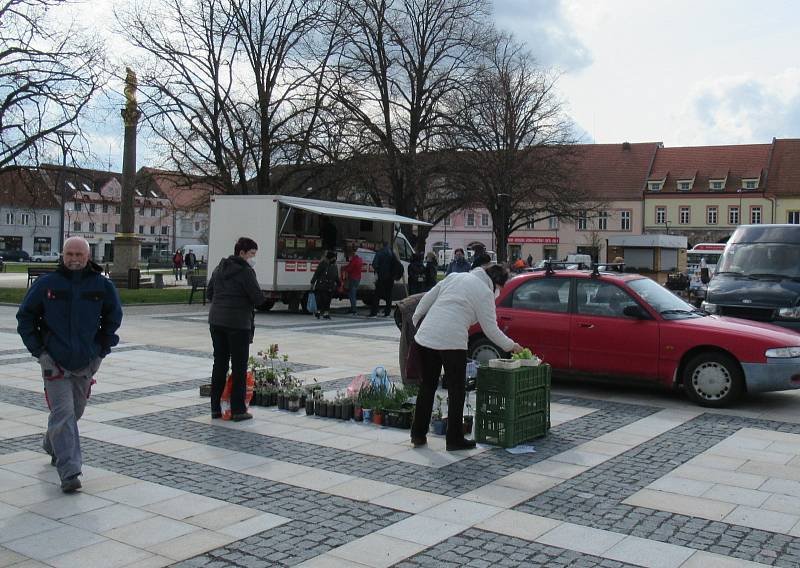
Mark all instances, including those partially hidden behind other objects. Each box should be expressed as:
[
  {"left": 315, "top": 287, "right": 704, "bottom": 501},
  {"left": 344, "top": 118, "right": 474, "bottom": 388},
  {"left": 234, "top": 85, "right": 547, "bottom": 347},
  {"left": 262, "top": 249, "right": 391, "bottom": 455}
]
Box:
[
  {"left": 27, "top": 266, "right": 58, "bottom": 287},
  {"left": 189, "top": 275, "right": 207, "bottom": 305}
]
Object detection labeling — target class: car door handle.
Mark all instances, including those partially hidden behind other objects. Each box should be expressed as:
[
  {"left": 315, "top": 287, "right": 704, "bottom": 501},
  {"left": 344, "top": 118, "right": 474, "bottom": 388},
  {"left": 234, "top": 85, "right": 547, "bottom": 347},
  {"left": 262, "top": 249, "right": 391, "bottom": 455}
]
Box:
[{"left": 578, "top": 322, "right": 594, "bottom": 329}]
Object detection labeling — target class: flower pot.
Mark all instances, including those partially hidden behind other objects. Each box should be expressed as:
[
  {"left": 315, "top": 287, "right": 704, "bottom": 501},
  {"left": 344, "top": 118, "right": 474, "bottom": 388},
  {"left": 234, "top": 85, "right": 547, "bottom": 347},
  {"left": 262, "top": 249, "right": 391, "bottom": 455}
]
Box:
[
  {"left": 334, "top": 403, "right": 342, "bottom": 419},
  {"left": 362, "top": 408, "right": 373, "bottom": 423},
  {"left": 354, "top": 404, "right": 363, "bottom": 421},
  {"left": 316, "top": 400, "right": 327, "bottom": 416},
  {"left": 342, "top": 402, "right": 353, "bottom": 421},
  {"left": 395, "top": 408, "right": 413, "bottom": 429},
  {"left": 432, "top": 419, "right": 446, "bottom": 436},
  {"left": 384, "top": 410, "right": 397, "bottom": 428},
  {"left": 463, "top": 416, "right": 474, "bottom": 435},
  {"left": 326, "top": 402, "right": 336, "bottom": 418},
  {"left": 278, "top": 393, "right": 287, "bottom": 410},
  {"left": 288, "top": 397, "right": 300, "bottom": 412},
  {"left": 373, "top": 409, "right": 384, "bottom": 426},
  {"left": 305, "top": 397, "right": 315, "bottom": 415},
  {"left": 199, "top": 384, "right": 212, "bottom": 397}
]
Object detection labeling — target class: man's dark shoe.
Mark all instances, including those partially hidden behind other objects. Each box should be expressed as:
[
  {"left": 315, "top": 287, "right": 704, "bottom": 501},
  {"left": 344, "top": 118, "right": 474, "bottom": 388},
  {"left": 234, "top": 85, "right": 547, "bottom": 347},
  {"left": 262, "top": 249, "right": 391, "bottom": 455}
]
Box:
[
  {"left": 446, "top": 439, "right": 477, "bottom": 452},
  {"left": 231, "top": 412, "right": 253, "bottom": 422},
  {"left": 211, "top": 411, "right": 222, "bottom": 419},
  {"left": 60, "top": 475, "right": 81, "bottom": 493},
  {"left": 411, "top": 436, "right": 427, "bottom": 448}
]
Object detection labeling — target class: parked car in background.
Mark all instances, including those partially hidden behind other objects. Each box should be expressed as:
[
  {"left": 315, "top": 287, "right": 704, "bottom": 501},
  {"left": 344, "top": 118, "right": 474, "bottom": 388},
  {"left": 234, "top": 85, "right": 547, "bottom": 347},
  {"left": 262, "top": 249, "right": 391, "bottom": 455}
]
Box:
[
  {"left": 30, "top": 251, "right": 60, "bottom": 262},
  {"left": 0, "top": 250, "right": 30, "bottom": 262},
  {"left": 469, "top": 268, "right": 800, "bottom": 407}
]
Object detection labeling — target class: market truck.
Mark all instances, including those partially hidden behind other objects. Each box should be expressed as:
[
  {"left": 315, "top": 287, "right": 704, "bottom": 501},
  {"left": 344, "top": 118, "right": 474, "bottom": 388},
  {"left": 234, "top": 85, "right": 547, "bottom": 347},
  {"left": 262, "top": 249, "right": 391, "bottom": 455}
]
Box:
[{"left": 208, "top": 195, "right": 429, "bottom": 311}]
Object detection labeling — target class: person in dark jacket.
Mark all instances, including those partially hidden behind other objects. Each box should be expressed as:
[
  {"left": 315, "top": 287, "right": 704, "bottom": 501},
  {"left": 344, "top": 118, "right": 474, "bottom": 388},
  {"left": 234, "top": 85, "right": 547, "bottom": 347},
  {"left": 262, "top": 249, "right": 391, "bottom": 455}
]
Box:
[
  {"left": 173, "top": 250, "right": 184, "bottom": 280},
  {"left": 446, "top": 248, "right": 471, "bottom": 274},
  {"left": 369, "top": 241, "right": 394, "bottom": 317},
  {"left": 424, "top": 252, "right": 438, "bottom": 291},
  {"left": 310, "top": 251, "right": 341, "bottom": 319},
  {"left": 17, "top": 237, "right": 122, "bottom": 493},
  {"left": 407, "top": 252, "right": 426, "bottom": 295},
  {"left": 207, "top": 237, "right": 265, "bottom": 422}
]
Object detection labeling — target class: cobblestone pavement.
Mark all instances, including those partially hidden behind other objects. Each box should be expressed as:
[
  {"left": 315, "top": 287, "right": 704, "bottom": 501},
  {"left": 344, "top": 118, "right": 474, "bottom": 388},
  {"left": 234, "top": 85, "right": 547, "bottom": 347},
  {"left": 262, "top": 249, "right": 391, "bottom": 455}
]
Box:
[{"left": 1, "top": 304, "right": 800, "bottom": 567}]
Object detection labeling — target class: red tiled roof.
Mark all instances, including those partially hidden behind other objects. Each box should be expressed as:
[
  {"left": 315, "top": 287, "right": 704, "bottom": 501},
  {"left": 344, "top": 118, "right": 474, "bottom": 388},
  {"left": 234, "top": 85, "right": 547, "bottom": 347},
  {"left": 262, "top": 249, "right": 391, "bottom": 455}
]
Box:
[
  {"left": 569, "top": 142, "right": 661, "bottom": 200},
  {"left": 138, "top": 167, "right": 220, "bottom": 211},
  {"left": 0, "top": 167, "right": 60, "bottom": 208},
  {"left": 766, "top": 139, "right": 800, "bottom": 195},
  {"left": 647, "top": 144, "right": 771, "bottom": 193}
]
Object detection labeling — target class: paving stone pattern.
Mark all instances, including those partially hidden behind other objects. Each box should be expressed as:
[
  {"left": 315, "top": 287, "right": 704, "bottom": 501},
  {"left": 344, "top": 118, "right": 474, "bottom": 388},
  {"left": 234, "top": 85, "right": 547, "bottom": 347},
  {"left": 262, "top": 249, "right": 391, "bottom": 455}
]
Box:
[
  {"left": 395, "top": 528, "right": 640, "bottom": 568},
  {"left": 516, "top": 414, "right": 800, "bottom": 566}
]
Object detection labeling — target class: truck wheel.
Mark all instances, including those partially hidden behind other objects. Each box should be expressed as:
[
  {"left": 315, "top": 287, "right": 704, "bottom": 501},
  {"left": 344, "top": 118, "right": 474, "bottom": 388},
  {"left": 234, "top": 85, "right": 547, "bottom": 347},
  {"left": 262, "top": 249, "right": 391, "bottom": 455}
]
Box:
[
  {"left": 683, "top": 352, "right": 744, "bottom": 407},
  {"left": 256, "top": 299, "right": 275, "bottom": 312},
  {"left": 287, "top": 298, "right": 301, "bottom": 312},
  {"left": 469, "top": 337, "right": 507, "bottom": 364}
]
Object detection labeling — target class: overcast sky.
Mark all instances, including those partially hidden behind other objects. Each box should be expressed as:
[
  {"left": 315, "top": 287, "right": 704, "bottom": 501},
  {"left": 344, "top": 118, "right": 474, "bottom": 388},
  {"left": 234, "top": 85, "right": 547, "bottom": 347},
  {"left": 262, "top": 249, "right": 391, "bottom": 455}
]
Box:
[{"left": 66, "top": 0, "right": 800, "bottom": 170}]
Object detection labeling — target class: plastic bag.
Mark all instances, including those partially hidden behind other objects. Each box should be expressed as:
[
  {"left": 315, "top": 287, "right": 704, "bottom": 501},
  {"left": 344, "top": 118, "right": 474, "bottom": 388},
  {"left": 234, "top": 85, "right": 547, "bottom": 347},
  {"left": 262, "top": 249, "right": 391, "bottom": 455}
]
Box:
[
  {"left": 220, "top": 371, "right": 255, "bottom": 420},
  {"left": 370, "top": 365, "right": 391, "bottom": 392},
  {"left": 346, "top": 374, "right": 369, "bottom": 398},
  {"left": 306, "top": 292, "right": 317, "bottom": 313}
]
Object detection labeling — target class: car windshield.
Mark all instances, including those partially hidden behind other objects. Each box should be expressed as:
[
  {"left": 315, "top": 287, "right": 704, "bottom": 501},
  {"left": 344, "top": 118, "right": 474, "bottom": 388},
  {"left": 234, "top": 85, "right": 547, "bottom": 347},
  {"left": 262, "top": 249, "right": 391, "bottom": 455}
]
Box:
[
  {"left": 627, "top": 277, "right": 703, "bottom": 319},
  {"left": 717, "top": 243, "right": 800, "bottom": 279}
]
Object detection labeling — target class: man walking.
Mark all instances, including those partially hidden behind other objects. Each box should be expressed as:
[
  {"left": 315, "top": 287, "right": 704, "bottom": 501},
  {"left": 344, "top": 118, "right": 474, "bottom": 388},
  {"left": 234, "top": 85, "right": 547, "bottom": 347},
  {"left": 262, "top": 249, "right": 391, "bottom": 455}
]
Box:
[
  {"left": 369, "top": 241, "right": 394, "bottom": 317},
  {"left": 17, "top": 237, "right": 122, "bottom": 493}
]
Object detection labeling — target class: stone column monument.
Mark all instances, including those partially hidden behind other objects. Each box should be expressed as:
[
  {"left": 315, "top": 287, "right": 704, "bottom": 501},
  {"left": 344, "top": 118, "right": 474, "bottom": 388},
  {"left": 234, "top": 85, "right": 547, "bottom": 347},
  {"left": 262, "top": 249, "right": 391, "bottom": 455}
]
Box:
[{"left": 113, "top": 67, "right": 142, "bottom": 280}]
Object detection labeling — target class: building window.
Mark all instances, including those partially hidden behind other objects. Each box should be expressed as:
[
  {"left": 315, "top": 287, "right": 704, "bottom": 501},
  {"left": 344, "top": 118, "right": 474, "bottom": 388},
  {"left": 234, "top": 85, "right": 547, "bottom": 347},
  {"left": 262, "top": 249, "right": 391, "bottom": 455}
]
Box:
[
  {"left": 139, "top": 207, "right": 145, "bottom": 215},
  {"left": 89, "top": 203, "right": 95, "bottom": 213},
  {"left": 41, "top": 214, "right": 51, "bottom": 227},
  {"left": 480, "top": 213, "right": 489, "bottom": 227},
  {"left": 620, "top": 211, "right": 631, "bottom": 231},
  {"left": 729, "top": 206, "right": 739, "bottom": 225},
  {"left": 5, "top": 212, "right": 13, "bottom": 225},
  {"left": 679, "top": 207, "right": 690, "bottom": 224},
  {"left": 115, "top": 206, "right": 121, "bottom": 214},
  {"left": 577, "top": 211, "right": 588, "bottom": 231},
  {"left": 74, "top": 202, "right": 81, "bottom": 211},
  {"left": 138, "top": 225, "right": 144, "bottom": 234},
  {"left": 548, "top": 216, "right": 559, "bottom": 230},
  {"left": 150, "top": 207, "right": 156, "bottom": 216},
  {"left": 161, "top": 226, "right": 168, "bottom": 235},
  {"left": 102, "top": 204, "right": 108, "bottom": 213},
  {"left": 88, "top": 222, "right": 95, "bottom": 232},
  {"left": 744, "top": 180, "right": 758, "bottom": 190},
  {"left": 101, "top": 223, "right": 108, "bottom": 233},
  {"left": 648, "top": 182, "right": 662, "bottom": 191},
  {"left": 115, "top": 224, "right": 121, "bottom": 233},
  {"left": 466, "top": 212, "right": 475, "bottom": 227},
  {"left": 150, "top": 226, "right": 155, "bottom": 234},
  {"left": 678, "top": 181, "right": 691, "bottom": 191},
  {"left": 751, "top": 206, "right": 762, "bottom": 224},
  {"left": 20, "top": 213, "right": 30, "bottom": 225},
  {"left": 597, "top": 211, "right": 608, "bottom": 230},
  {"left": 655, "top": 206, "right": 666, "bottom": 225},
  {"left": 710, "top": 181, "right": 724, "bottom": 190},
  {"left": 526, "top": 218, "right": 534, "bottom": 229},
  {"left": 73, "top": 221, "right": 81, "bottom": 232},
  {"left": 788, "top": 211, "right": 800, "bottom": 224},
  {"left": 194, "top": 221, "right": 201, "bottom": 231},
  {"left": 707, "top": 206, "right": 718, "bottom": 225}
]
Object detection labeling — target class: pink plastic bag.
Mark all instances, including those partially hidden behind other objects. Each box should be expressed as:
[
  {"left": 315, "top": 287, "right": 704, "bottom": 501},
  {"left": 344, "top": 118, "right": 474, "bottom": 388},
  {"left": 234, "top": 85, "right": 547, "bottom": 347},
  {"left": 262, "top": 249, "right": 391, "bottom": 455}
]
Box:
[{"left": 346, "top": 374, "right": 369, "bottom": 398}]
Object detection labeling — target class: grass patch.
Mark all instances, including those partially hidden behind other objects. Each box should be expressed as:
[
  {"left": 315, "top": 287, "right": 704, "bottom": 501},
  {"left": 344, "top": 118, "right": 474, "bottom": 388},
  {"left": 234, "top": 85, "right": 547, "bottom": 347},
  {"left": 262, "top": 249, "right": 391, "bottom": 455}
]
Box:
[{"left": 0, "top": 287, "right": 192, "bottom": 305}]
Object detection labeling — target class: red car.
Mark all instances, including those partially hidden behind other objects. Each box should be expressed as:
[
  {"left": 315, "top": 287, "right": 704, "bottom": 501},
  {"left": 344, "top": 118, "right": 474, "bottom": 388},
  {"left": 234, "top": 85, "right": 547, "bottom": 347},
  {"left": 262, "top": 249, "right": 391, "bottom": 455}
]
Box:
[{"left": 468, "top": 269, "right": 800, "bottom": 407}]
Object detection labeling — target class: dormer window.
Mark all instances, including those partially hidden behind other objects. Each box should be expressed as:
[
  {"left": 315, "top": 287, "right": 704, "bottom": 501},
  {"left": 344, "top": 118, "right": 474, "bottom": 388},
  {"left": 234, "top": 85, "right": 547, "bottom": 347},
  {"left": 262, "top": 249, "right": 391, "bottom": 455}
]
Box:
[
  {"left": 710, "top": 180, "right": 725, "bottom": 191},
  {"left": 678, "top": 181, "right": 692, "bottom": 191},
  {"left": 742, "top": 179, "right": 758, "bottom": 190},
  {"left": 648, "top": 181, "right": 663, "bottom": 192}
]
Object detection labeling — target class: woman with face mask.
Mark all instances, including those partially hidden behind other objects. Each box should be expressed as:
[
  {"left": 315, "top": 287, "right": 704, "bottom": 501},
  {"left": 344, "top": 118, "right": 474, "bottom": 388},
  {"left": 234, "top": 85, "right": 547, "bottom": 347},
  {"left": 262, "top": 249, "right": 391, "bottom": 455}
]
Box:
[
  {"left": 409, "top": 264, "right": 522, "bottom": 450},
  {"left": 207, "top": 237, "right": 265, "bottom": 421}
]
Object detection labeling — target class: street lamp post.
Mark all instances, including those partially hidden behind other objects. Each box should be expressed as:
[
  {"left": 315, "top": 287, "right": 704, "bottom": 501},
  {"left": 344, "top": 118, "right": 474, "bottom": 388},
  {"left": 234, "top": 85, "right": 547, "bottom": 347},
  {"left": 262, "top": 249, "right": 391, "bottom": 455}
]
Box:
[{"left": 54, "top": 130, "right": 76, "bottom": 252}]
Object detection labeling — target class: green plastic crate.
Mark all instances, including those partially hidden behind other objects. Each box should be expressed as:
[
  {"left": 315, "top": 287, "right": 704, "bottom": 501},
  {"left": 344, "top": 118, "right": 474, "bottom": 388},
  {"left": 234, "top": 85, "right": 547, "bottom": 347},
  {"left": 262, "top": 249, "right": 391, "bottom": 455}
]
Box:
[
  {"left": 476, "top": 386, "right": 549, "bottom": 421},
  {"left": 477, "top": 364, "right": 551, "bottom": 394},
  {"left": 475, "top": 410, "right": 549, "bottom": 448}
]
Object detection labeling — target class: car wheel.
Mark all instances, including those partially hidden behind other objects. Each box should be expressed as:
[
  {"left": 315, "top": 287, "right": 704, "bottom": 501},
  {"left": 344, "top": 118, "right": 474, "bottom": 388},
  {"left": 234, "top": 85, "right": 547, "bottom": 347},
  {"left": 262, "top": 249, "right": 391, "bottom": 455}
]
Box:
[
  {"left": 469, "top": 337, "right": 507, "bottom": 364},
  {"left": 256, "top": 299, "right": 275, "bottom": 312},
  {"left": 683, "top": 352, "right": 744, "bottom": 407},
  {"left": 34, "top": 258, "right": 42, "bottom": 262}
]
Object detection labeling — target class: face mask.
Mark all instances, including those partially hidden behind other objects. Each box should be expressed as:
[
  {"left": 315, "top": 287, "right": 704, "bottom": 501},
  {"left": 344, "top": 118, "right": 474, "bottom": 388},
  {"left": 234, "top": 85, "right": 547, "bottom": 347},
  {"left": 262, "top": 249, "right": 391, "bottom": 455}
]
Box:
[{"left": 247, "top": 257, "right": 256, "bottom": 268}]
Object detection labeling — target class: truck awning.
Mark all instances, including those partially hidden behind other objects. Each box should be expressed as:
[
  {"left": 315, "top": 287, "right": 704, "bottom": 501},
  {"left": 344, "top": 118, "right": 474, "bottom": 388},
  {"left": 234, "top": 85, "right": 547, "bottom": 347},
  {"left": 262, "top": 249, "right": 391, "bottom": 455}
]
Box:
[{"left": 276, "top": 196, "right": 431, "bottom": 226}]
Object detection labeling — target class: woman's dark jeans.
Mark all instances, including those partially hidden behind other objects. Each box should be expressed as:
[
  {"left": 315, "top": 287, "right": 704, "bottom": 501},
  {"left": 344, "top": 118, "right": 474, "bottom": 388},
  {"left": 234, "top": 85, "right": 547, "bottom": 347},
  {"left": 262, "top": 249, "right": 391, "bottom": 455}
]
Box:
[
  {"left": 410, "top": 345, "right": 467, "bottom": 442},
  {"left": 210, "top": 325, "right": 250, "bottom": 415}
]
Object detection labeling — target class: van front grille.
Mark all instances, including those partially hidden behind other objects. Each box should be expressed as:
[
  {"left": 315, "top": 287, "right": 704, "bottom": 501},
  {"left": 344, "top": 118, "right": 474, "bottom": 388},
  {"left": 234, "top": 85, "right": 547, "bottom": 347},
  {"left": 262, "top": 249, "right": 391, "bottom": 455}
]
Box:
[{"left": 719, "top": 306, "right": 775, "bottom": 322}]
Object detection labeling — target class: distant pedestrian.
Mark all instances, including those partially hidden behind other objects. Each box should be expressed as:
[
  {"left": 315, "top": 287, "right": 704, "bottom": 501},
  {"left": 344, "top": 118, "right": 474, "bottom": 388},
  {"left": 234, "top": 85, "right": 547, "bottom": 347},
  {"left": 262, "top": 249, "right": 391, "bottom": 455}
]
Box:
[
  {"left": 424, "top": 252, "right": 438, "bottom": 291},
  {"left": 17, "top": 237, "right": 123, "bottom": 493},
  {"left": 185, "top": 250, "right": 197, "bottom": 277},
  {"left": 342, "top": 247, "right": 363, "bottom": 315},
  {"left": 369, "top": 241, "right": 394, "bottom": 317},
  {"left": 407, "top": 252, "right": 426, "bottom": 295},
  {"left": 446, "top": 248, "right": 470, "bottom": 274},
  {"left": 207, "top": 237, "right": 265, "bottom": 423},
  {"left": 311, "top": 251, "right": 340, "bottom": 320},
  {"left": 172, "top": 250, "right": 184, "bottom": 281},
  {"left": 527, "top": 254, "right": 533, "bottom": 267}
]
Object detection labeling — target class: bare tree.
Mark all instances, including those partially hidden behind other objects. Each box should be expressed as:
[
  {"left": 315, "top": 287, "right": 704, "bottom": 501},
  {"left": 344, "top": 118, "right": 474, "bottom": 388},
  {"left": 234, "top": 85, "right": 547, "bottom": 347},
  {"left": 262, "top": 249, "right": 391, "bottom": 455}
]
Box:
[
  {"left": 325, "top": 0, "right": 490, "bottom": 247},
  {"left": 445, "top": 34, "right": 602, "bottom": 262},
  {"left": 0, "top": 0, "right": 106, "bottom": 168},
  {"left": 118, "top": 0, "right": 330, "bottom": 195}
]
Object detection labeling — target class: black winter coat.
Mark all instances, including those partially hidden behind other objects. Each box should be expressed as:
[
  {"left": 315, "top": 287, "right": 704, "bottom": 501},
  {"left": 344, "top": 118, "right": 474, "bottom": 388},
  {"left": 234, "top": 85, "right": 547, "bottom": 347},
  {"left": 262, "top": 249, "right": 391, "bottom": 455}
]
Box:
[
  {"left": 207, "top": 256, "right": 265, "bottom": 330},
  {"left": 311, "top": 259, "right": 340, "bottom": 292}
]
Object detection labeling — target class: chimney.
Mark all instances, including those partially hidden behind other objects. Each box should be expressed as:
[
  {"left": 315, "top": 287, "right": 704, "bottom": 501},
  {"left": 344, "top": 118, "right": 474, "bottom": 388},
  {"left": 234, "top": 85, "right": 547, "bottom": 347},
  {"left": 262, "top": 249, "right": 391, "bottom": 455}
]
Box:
[{"left": 622, "top": 142, "right": 631, "bottom": 150}]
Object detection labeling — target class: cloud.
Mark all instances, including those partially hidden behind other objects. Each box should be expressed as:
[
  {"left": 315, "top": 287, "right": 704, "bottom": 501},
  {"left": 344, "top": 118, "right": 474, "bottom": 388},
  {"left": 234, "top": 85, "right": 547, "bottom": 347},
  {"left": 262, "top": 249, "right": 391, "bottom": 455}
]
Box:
[
  {"left": 674, "top": 69, "right": 800, "bottom": 145},
  {"left": 492, "top": 0, "right": 592, "bottom": 72}
]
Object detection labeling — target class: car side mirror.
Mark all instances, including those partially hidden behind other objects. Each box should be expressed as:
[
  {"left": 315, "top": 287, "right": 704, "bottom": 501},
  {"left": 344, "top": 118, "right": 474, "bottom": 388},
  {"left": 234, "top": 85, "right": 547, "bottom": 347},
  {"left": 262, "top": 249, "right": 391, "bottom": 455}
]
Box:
[
  {"left": 623, "top": 305, "right": 649, "bottom": 319},
  {"left": 700, "top": 267, "right": 710, "bottom": 284}
]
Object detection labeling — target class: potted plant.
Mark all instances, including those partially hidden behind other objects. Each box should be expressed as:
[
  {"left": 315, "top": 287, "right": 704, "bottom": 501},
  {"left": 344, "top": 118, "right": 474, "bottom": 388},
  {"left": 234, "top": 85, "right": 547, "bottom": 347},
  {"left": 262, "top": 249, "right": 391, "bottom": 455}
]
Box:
[
  {"left": 358, "top": 384, "right": 376, "bottom": 423},
  {"left": 316, "top": 398, "right": 328, "bottom": 417},
  {"left": 341, "top": 396, "right": 354, "bottom": 420},
  {"left": 305, "top": 396, "right": 315, "bottom": 415},
  {"left": 431, "top": 394, "right": 446, "bottom": 435},
  {"left": 353, "top": 399, "right": 363, "bottom": 421},
  {"left": 463, "top": 399, "right": 474, "bottom": 435}
]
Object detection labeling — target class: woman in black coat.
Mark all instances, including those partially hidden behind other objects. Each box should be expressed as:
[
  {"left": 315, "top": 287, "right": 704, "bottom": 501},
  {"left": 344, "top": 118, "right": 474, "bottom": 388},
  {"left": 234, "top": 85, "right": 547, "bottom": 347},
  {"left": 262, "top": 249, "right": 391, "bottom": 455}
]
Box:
[
  {"left": 310, "top": 251, "right": 340, "bottom": 320},
  {"left": 407, "top": 253, "right": 426, "bottom": 295},
  {"left": 207, "top": 237, "right": 265, "bottom": 422},
  {"left": 424, "top": 252, "right": 438, "bottom": 291}
]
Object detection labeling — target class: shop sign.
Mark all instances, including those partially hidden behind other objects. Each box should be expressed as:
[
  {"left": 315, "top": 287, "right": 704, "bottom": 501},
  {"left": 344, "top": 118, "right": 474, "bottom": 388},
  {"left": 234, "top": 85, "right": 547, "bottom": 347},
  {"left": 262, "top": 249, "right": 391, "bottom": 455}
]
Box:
[
  {"left": 296, "top": 262, "right": 308, "bottom": 272},
  {"left": 284, "top": 261, "right": 296, "bottom": 272},
  {"left": 507, "top": 236, "right": 560, "bottom": 244}
]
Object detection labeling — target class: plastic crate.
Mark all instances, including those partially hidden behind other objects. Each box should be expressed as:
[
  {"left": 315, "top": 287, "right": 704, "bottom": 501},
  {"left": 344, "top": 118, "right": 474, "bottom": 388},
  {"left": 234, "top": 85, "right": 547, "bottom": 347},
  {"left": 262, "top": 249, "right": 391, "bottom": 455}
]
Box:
[
  {"left": 475, "top": 410, "right": 549, "bottom": 448},
  {"left": 477, "top": 364, "right": 551, "bottom": 394},
  {"left": 477, "top": 386, "right": 548, "bottom": 421}
]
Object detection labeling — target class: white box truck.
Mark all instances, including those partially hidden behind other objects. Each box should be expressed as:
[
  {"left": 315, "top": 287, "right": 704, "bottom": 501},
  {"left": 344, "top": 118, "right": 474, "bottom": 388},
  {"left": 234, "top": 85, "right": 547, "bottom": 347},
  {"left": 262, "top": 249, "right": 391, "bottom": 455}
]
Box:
[{"left": 208, "top": 195, "right": 430, "bottom": 311}]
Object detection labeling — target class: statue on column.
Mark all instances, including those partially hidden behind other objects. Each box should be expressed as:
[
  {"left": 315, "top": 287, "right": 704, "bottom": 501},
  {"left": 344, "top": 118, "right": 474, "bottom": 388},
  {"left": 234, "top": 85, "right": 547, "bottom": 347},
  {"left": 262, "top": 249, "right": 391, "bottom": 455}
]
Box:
[{"left": 122, "top": 67, "right": 139, "bottom": 126}]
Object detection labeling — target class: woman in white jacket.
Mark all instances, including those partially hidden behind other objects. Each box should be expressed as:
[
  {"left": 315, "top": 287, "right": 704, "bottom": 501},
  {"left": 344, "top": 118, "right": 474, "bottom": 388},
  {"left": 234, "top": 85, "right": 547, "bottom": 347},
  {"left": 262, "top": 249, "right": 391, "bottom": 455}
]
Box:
[{"left": 410, "top": 264, "right": 522, "bottom": 450}]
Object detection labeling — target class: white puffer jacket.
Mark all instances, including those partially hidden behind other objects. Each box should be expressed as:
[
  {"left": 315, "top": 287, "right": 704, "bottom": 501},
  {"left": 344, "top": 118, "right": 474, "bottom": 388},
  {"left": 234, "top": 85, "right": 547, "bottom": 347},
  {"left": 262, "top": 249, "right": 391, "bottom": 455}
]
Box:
[{"left": 412, "top": 267, "right": 516, "bottom": 352}]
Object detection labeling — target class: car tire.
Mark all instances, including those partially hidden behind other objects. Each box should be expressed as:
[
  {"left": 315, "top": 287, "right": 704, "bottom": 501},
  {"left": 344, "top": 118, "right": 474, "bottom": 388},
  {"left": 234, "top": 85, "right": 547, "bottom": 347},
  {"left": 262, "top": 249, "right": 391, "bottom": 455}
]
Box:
[
  {"left": 468, "top": 336, "right": 508, "bottom": 364},
  {"left": 256, "top": 299, "right": 275, "bottom": 312},
  {"left": 34, "top": 258, "right": 42, "bottom": 262},
  {"left": 683, "top": 351, "right": 744, "bottom": 408}
]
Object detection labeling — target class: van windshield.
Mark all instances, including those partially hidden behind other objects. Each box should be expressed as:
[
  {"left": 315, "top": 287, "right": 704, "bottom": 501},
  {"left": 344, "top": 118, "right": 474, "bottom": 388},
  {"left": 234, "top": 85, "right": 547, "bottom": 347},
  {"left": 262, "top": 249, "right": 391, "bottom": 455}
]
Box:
[{"left": 717, "top": 243, "right": 800, "bottom": 279}]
